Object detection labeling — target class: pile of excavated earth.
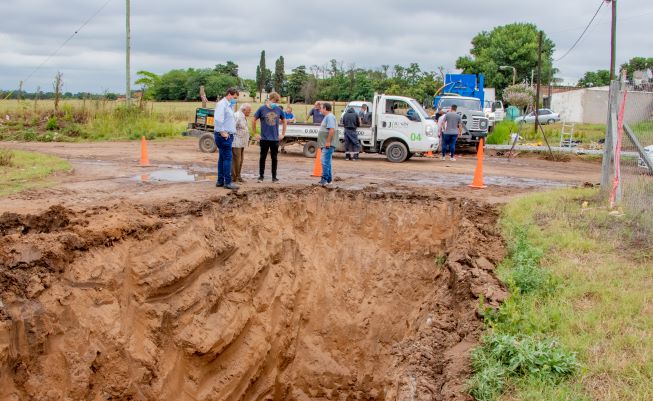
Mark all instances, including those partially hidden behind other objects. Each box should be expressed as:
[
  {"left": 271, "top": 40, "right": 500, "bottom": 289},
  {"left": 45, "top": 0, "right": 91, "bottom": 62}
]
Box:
[{"left": 0, "top": 187, "right": 507, "bottom": 401}]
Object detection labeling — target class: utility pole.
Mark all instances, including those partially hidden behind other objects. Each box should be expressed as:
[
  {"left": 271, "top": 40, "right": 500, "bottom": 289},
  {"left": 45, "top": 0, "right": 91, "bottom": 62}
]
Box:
[
  {"left": 534, "top": 31, "right": 543, "bottom": 134},
  {"left": 601, "top": 0, "right": 618, "bottom": 192},
  {"left": 125, "top": 0, "right": 131, "bottom": 106},
  {"left": 18, "top": 80, "right": 23, "bottom": 102},
  {"left": 609, "top": 0, "right": 617, "bottom": 81}
]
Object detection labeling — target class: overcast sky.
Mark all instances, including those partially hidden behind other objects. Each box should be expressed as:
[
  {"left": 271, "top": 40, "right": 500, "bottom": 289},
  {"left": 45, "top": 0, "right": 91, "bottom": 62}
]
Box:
[{"left": 1, "top": 0, "right": 650, "bottom": 93}]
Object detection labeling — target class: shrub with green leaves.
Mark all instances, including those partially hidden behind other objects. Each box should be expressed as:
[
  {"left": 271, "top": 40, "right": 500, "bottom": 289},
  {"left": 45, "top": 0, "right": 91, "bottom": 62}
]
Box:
[
  {"left": 468, "top": 226, "right": 576, "bottom": 401},
  {"left": 505, "top": 228, "right": 552, "bottom": 295},
  {"left": 469, "top": 333, "right": 578, "bottom": 401},
  {"left": 45, "top": 116, "right": 59, "bottom": 130}
]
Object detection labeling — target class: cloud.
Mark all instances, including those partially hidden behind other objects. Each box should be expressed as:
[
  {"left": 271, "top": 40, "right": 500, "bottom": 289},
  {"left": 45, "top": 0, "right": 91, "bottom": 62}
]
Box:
[{"left": 0, "top": 0, "right": 650, "bottom": 92}]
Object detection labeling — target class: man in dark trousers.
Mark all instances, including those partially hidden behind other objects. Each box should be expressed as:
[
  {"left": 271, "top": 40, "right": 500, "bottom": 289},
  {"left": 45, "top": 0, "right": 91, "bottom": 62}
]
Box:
[
  {"left": 252, "top": 91, "right": 286, "bottom": 182},
  {"left": 441, "top": 104, "right": 462, "bottom": 161},
  {"left": 342, "top": 107, "right": 361, "bottom": 160}
]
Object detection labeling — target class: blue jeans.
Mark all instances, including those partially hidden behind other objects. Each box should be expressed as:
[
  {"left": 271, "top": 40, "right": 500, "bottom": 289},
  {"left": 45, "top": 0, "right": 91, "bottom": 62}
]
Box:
[
  {"left": 215, "top": 133, "right": 234, "bottom": 185},
  {"left": 442, "top": 134, "right": 458, "bottom": 157},
  {"left": 320, "top": 146, "right": 335, "bottom": 183}
]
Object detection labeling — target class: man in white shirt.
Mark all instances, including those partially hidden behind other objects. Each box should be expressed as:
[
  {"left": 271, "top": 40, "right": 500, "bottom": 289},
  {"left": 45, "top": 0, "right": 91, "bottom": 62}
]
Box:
[{"left": 214, "top": 87, "right": 239, "bottom": 190}]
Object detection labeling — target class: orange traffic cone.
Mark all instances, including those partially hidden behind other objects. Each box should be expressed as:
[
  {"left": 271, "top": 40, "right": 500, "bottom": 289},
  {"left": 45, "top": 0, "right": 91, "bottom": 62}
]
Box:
[
  {"left": 139, "top": 136, "right": 151, "bottom": 167},
  {"left": 311, "top": 147, "right": 322, "bottom": 177},
  {"left": 469, "top": 138, "right": 487, "bottom": 189},
  {"left": 426, "top": 151, "right": 434, "bottom": 157}
]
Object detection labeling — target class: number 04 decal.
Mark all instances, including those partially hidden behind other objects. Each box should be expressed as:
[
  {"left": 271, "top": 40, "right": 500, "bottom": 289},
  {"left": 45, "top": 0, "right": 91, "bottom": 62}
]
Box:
[{"left": 410, "top": 133, "right": 422, "bottom": 141}]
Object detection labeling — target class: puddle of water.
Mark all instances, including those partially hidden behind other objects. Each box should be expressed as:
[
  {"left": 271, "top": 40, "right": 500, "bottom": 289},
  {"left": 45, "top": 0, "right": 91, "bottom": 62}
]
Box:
[{"left": 132, "top": 169, "right": 216, "bottom": 183}]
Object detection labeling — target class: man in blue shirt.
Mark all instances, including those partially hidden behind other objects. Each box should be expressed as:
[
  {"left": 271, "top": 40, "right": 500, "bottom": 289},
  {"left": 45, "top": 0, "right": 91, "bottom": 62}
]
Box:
[
  {"left": 306, "top": 101, "right": 324, "bottom": 124},
  {"left": 252, "top": 91, "right": 286, "bottom": 183},
  {"left": 317, "top": 102, "right": 338, "bottom": 186},
  {"left": 214, "top": 87, "right": 239, "bottom": 190}
]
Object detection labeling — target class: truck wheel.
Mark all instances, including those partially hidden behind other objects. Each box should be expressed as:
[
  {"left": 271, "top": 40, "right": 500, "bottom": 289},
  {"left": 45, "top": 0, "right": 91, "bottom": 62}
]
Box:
[
  {"left": 303, "top": 141, "right": 318, "bottom": 158},
  {"left": 547, "top": 119, "right": 555, "bottom": 125},
  {"left": 385, "top": 141, "right": 408, "bottom": 163},
  {"left": 199, "top": 132, "right": 217, "bottom": 153}
]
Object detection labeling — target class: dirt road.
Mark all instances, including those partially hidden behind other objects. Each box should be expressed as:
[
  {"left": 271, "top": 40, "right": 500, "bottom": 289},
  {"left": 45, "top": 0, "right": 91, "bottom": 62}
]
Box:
[
  {"left": 0, "top": 139, "right": 599, "bottom": 400},
  {"left": 1, "top": 138, "right": 599, "bottom": 213}
]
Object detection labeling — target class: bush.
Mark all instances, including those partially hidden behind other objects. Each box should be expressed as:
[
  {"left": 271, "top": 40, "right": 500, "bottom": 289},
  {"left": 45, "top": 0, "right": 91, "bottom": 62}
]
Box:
[
  {"left": 487, "top": 121, "right": 518, "bottom": 145},
  {"left": 45, "top": 116, "right": 59, "bottom": 130},
  {"left": 468, "top": 333, "right": 578, "bottom": 401},
  {"left": 23, "top": 129, "right": 37, "bottom": 141},
  {"left": 506, "top": 228, "right": 552, "bottom": 295}
]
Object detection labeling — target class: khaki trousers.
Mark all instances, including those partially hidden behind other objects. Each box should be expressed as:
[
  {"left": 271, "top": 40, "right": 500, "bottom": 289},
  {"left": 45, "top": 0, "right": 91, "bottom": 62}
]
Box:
[{"left": 231, "top": 147, "right": 244, "bottom": 182}]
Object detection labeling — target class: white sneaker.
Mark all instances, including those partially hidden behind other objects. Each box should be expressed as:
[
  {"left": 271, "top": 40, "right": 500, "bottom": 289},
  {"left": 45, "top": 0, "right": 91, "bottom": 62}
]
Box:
[
  {"left": 441, "top": 156, "right": 446, "bottom": 160},
  {"left": 450, "top": 156, "right": 456, "bottom": 161}
]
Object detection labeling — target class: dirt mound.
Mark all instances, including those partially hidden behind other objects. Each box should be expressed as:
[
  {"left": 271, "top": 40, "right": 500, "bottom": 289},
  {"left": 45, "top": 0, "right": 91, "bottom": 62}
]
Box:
[{"left": 0, "top": 188, "right": 506, "bottom": 401}]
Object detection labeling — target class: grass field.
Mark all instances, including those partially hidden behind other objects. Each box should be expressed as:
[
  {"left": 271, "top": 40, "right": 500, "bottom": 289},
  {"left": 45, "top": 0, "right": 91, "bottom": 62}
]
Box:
[
  {"left": 0, "top": 99, "right": 348, "bottom": 142},
  {"left": 469, "top": 188, "right": 653, "bottom": 400},
  {"left": 0, "top": 148, "right": 72, "bottom": 196}
]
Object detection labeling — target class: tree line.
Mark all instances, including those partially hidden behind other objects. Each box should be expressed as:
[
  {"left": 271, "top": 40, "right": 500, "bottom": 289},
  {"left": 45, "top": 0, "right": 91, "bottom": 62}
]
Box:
[{"left": 133, "top": 52, "right": 442, "bottom": 106}]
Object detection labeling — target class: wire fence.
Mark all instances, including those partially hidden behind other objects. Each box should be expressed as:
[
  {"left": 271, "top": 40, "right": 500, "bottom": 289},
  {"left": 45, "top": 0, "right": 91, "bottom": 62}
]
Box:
[{"left": 612, "top": 82, "right": 653, "bottom": 231}]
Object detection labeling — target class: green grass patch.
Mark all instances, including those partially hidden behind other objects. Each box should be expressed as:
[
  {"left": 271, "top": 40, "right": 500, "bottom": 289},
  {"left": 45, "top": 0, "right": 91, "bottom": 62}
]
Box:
[
  {"left": 487, "top": 120, "right": 607, "bottom": 147},
  {"left": 469, "top": 188, "right": 653, "bottom": 400},
  {"left": 0, "top": 149, "right": 71, "bottom": 196}
]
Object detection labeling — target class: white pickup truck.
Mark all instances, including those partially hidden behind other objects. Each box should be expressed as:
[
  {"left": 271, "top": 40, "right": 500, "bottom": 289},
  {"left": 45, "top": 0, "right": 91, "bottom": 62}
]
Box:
[{"left": 284, "top": 93, "right": 439, "bottom": 163}]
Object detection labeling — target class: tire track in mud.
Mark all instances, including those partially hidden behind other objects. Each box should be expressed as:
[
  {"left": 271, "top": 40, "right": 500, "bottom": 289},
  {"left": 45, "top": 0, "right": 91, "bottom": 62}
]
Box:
[{"left": 0, "top": 187, "right": 507, "bottom": 401}]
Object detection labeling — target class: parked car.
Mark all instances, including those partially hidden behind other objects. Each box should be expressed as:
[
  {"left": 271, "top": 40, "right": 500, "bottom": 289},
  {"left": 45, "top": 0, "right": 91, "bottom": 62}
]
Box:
[
  {"left": 638, "top": 145, "right": 653, "bottom": 170},
  {"left": 515, "top": 109, "right": 561, "bottom": 124}
]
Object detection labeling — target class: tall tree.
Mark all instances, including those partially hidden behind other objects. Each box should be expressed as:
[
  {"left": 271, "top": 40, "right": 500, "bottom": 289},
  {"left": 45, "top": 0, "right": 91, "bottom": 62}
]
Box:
[
  {"left": 273, "top": 56, "right": 286, "bottom": 95},
  {"left": 264, "top": 68, "right": 273, "bottom": 93},
  {"left": 287, "top": 65, "right": 309, "bottom": 103},
  {"left": 456, "top": 23, "right": 555, "bottom": 94},
  {"left": 53, "top": 72, "right": 63, "bottom": 112},
  {"left": 135, "top": 70, "right": 160, "bottom": 100},
  {"left": 214, "top": 61, "right": 239, "bottom": 78},
  {"left": 256, "top": 51, "right": 268, "bottom": 97}
]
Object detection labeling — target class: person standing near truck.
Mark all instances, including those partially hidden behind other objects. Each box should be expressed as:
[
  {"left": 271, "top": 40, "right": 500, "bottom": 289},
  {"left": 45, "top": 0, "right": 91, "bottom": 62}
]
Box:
[
  {"left": 306, "top": 101, "right": 324, "bottom": 124},
  {"left": 342, "top": 107, "right": 360, "bottom": 160},
  {"left": 359, "top": 104, "right": 372, "bottom": 125},
  {"left": 441, "top": 104, "right": 462, "bottom": 161},
  {"left": 252, "top": 91, "right": 286, "bottom": 183},
  {"left": 232, "top": 103, "right": 251, "bottom": 183},
  {"left": 214, "top": 87, "right": 239, "bottom": 190},
  {"left": 317, "top": 102, "right": 337, "bottom": 186}
]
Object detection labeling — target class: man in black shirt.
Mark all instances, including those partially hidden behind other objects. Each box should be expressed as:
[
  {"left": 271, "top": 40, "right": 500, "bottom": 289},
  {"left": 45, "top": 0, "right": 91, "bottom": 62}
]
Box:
[{"left": 342, "top": 107, "right": 361, "bottom": 160}]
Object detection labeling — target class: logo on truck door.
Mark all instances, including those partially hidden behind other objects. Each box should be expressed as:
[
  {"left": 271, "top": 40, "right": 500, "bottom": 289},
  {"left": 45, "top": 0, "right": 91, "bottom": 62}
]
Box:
[{"left": 385, "top": 121, "right": 409, "bottom": 129}]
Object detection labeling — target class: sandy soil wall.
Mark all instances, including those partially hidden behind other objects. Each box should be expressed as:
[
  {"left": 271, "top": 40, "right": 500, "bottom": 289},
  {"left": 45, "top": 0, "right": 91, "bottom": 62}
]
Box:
[{"left": 0, "top": 188, "right": 506, "bottom": 401}]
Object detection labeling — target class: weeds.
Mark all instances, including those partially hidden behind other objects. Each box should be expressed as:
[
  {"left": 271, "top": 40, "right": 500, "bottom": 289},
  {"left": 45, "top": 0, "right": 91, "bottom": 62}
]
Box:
[
  {"left": 473, "top": 188, "right": 653, "bottom": 401},
  {"left": 469, "top": 334, "right": 578, "bottom": 401},
  {"left": 469, "top": 226, "right": 577, "bottom": 400},
  {"left": 0, "top": 148, "right": 14, "bottom": 166},
  {"left": 0, "top": 100, "right": 187, "bottom": 142}
]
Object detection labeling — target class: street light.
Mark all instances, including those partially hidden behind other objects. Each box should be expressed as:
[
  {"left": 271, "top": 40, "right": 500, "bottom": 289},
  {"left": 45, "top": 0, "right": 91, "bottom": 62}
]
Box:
[{"left": 499, "top": 65, "right": 516, "bottom": 85}]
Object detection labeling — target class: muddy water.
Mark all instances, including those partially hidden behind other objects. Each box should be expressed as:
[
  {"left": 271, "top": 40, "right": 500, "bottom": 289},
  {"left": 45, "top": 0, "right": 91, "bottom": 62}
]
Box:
[{"left": 0, "top": 188, "right": 506, "bottom": 400}]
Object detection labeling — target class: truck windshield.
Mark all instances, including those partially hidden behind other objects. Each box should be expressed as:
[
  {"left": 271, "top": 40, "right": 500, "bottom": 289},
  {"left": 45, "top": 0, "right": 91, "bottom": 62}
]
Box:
[
  {"left": 439, "top": 98, "right": 481, "bottom": 111},
  {"left": 408, "top": 100, "right": 429, "bottom": 119}
]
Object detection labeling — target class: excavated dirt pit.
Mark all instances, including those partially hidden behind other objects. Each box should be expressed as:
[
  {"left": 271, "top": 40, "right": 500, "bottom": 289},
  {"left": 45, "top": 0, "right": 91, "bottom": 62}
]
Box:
[{"left": 0, "top": 188, "right": 506, "bottom": 401}]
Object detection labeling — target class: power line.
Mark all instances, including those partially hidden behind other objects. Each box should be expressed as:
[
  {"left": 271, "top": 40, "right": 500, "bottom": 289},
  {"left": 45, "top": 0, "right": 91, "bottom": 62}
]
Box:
[
  {"left": 3, "top": 0, "right": 114, "bottom": 100},
  {"left": 555, "top": 0, "right": 606, "bottom": 61}
]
